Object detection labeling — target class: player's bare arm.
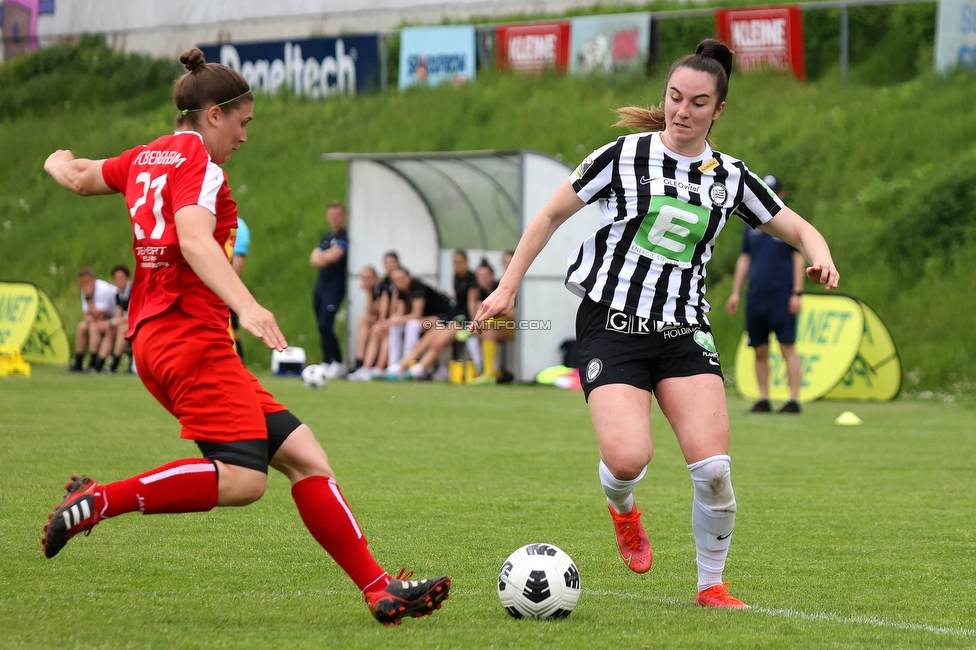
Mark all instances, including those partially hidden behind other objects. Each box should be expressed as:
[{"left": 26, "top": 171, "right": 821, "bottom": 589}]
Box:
[
  {"left": 725, "top": 253, "right": 751, "bottom": 315},
  {"left": 759, "top": 207, "right": 839, "bottom": 290},
  {"left": 175, "top": 204, "right": 287, "bottom": 351},
  {"left": 44, "top": 150, "right": 114, "bottom": 196},
  {"left": 475, "top": 180, "right": 583, "bottom": 325}
]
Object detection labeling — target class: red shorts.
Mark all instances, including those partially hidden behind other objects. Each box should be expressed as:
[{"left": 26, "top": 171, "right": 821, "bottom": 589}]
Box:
[{"left": 133, "top": 312, "right": 285, "bottom": 444}]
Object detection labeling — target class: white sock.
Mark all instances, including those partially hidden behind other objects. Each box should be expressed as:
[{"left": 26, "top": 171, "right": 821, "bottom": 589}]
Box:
[
  {"left": 388, "top": 324, "right": 404, "bottom": 366},
  {"left": 599, "top": 460, "right": 646, "bottom": 514},
  {"left": 404, "top": 320, "right": 422, "bottom": 356},
  {"left": 466, "top": 336, "right": 483, "bottom": 367},
  {"left": 688, "top": 454, "right": 736, "bottom": 591}
]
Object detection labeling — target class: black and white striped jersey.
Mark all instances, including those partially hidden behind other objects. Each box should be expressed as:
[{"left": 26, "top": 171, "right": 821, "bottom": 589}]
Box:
[{"left": 566, "top": 131, "right": 784, "bottom": 324}]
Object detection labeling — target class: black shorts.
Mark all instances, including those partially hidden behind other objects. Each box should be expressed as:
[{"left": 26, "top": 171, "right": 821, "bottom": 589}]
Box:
[
  {"left": 575, "top": 298, "right": 723, "bottom": 401},
  {"left": 195, "top": 410, "right": 304, "bottom": 473},
  {"left": 745, "top": 292, "right": 797, "bottom": 346}
]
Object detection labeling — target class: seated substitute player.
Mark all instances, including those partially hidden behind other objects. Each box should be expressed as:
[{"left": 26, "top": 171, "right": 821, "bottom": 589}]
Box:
[
  {"left": 385, "top": 267, "right": 455, "bottom": 379},
  {"left": 348, "top": 252, "right": 400, "bottom": 380},
  {"left": 94, "top": 264, "right": 133, "bottom": 373},
  {"left": 469, "top": 259, "right": 515, "bottom": 385},
  {"left": 474, "top": 40, "right": 838, "bottom": 609},
  {"left": 41, "top": 47, "right": 449, "bottom": 626},
  {"left": 71, "top": 267, "right": 117, "bottom": 372},
  {"left": 390, "top": 250, "right": 481, "bottom": 380},
  {"left": 725, "top": 175, "right": 805, "bottom": 413},
  {"left": 354, "top": 264, "right": 381, "bottom": 366}
]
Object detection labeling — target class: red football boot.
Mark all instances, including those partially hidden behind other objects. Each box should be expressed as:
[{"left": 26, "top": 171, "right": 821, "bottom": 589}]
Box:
[
  {"left": 364, "top": 569, "right": 451, "bottom": 625},
  {"left": 608, "top": 504, "right": 652, "bottom": 573},
  {"left": 42, "top": 475, "right": 103, "bottom": 558}
]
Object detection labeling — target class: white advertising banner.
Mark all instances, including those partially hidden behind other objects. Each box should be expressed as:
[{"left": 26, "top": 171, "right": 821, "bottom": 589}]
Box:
[
  {"left": 569, "top": 13, "right": 650, "bottom": 75},
  {"left": 935, "top": 0, "right": 976, "bottom": 72}
]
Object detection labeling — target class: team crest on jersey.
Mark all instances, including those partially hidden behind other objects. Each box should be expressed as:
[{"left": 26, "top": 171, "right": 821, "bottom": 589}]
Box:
[
  {"left": 575, "top": 155, "right": 594, "bottom": 179},
  {"left": 708, "top": 183, "right": 728, "bottom": 206},
  {"left": 585, "top": 358, "right": 603, "bottom": 383}
]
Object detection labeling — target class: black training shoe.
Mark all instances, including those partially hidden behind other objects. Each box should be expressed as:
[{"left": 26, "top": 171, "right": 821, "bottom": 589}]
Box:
[
  {"left": 750, "top": 399, "right": 772, "bottom": 413},
  {"left": 364, "top": 570, "right": 451, "bottom": 626},
  {"left": 779, "top": 400, "right": 802, "bottom": 414},
  {"left": 42, "top": 475, "right": 102, "bottom": 558}
]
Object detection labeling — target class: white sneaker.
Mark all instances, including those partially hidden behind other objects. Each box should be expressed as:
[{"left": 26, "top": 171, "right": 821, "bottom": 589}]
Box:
[
  {"left": 409, "top": 364, "right": 427, "bottom": 379},
  {"left": 347, "top": 367, "right": 370, "bottom": 381},
  {"left": 329, "top": 361, "right": 347, "bottom": 379}
]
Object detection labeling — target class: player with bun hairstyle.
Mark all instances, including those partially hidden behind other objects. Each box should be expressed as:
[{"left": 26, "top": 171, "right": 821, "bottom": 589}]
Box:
[
  {"left": 475, "top": 39, "right": 839, "bottom": 608},
  {"left": 42, "top": 48, "right": 449, "bottom": 625}
]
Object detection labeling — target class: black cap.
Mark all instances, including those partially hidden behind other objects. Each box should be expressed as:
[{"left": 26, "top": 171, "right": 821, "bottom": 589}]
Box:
[{"left": 762, "top": 175, "right": 783, "bottom": 194}]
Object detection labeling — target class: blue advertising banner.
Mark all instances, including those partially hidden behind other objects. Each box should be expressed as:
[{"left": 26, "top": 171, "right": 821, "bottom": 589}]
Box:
[
  {"left": 936, "top": 0, "right": 976, "bottom": 72},
  {"left": 199, "top": 34, "right": 380, "bottom": 98},
  {"left": 398, "top": 25, "right": 476, "bottom": 91},
  {"left": 569, "top": 13, "right": 650, "bottom": 75}
]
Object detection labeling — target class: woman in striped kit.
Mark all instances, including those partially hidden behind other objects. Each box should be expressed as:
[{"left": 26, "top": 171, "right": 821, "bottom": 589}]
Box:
[{"left": 475, "top": 39, "right": 839, "bottom": 608}]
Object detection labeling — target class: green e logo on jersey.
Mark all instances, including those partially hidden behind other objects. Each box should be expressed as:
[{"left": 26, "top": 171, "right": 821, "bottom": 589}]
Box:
[{"left": 631, "top": 196, "right": 710, "bottom": 269}]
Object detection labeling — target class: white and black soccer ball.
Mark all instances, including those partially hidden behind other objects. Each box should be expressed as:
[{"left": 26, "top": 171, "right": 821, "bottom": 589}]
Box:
[
  {"left": 497, "top": 543, "right": 581, "bottom": 619},
  {"left": 301, "top": 364, "right": 329, "bottom": 389}
]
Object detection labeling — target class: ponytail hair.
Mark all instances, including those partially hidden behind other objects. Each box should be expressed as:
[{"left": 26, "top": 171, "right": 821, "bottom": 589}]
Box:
[
  {"left": 613, "top": 39, "right": 734, "bottom": 142},
  {"left": 174, "top": 48, "right": 252, "bottom": 127}
]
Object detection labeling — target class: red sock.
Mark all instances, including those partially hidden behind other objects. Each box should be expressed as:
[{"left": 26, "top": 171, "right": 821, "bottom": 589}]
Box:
[
  {"left": 99, "top": 458, "right": 218, "bottom": 518},
  {"left": 292, "top": 476, "right": 390, "bottom": 593}
]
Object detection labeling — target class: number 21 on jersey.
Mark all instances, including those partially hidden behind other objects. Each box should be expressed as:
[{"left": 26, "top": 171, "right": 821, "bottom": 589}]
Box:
[{"left": 130, "top": 172, "right": 168, "bottom": 240}]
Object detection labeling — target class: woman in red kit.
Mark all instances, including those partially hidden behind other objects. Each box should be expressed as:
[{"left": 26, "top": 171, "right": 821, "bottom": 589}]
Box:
[{"left": 41, "top": 48, "right": 449, "bottom": 626}]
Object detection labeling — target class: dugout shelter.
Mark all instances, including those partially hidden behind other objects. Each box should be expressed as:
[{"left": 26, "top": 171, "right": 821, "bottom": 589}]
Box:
[{"left": 322, "top": 150, "right": 601, "bottom": 382}]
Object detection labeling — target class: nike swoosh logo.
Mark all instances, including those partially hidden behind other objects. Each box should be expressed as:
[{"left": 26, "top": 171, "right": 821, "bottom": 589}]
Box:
[
  {"left": 717, "top": 531, "right": 732, "bottom": 540},
  {"left": 639, "top": 176, "right": 653, "bottom": 185},
  {"left": 708, "top": 359, "right": 720, "bottom": 366}
]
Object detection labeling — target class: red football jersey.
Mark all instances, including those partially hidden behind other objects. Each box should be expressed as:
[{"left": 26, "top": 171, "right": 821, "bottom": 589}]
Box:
[{"left": 101, "top": 131, "right": 238, "bottom": 339}]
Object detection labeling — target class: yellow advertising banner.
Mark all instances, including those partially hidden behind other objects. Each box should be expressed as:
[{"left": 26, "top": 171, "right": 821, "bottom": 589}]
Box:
[
  {"left": 734, "top": 293, "right": 899, "bottom": 403},
  {"left": 823, "top": 300, "right": 901, "bottom": 401},
  {"left": 0, "top": 282, "right": 70, "bottom": 365}
]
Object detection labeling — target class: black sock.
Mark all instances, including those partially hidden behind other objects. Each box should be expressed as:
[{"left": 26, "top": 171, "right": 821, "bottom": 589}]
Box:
[
  {"left": 109, "top": 355, "right": 121, "bottom": 371},
  {"left": 90, "top": 355, "right": 105, "bottom": 372},
  {"left": 73, "top": 352, "right": 85, "bottom": 370},
  {"left": 355, "top": 358, "right": 364, "bottom": 370}
]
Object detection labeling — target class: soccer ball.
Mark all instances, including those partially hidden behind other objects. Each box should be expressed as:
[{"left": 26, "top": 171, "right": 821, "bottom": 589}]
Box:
[
  {"left": 301, "top": 364, "right": 329, "bottom": 389},
  {"left": 497, "top": 543, "right": 581, "bottom": 619}
]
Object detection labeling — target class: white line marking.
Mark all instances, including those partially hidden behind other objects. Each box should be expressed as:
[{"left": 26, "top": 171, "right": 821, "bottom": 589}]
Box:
[{"left": 579, "top": 589, "right": 976, "bottom": 637}]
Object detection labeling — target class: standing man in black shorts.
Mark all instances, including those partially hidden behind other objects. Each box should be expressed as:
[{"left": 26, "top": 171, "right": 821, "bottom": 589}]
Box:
[{"left": 726, "top": 175, "right": 805, "bottom": 413}]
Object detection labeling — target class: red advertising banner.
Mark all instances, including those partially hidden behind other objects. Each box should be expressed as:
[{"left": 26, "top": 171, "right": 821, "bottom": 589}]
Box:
[
  {"left": 496, "top": 22, "right": 571, "bottom": 72},
  {"left": 715, "top": 6, "right": 805, "bottom": 81}
]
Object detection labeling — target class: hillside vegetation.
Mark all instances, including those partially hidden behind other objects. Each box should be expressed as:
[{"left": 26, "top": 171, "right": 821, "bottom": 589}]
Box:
[{"left": 1, "top": 37, "right": 975, "bottom": 392}]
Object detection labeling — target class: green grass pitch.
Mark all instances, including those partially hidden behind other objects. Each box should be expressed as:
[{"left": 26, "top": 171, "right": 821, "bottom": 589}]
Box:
[{"left": 1, "top": 368, "right": 974, "bottom": 649}]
